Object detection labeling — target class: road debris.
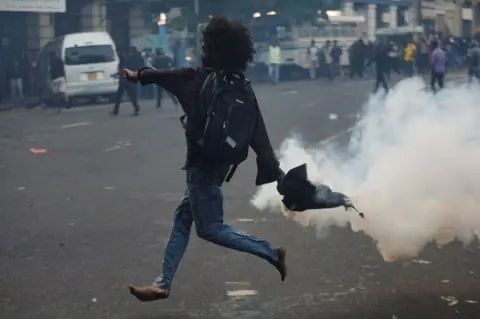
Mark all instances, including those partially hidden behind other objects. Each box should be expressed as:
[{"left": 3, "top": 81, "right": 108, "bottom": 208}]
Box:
[
  {"left": 441, "top": 296, "right": 458, "bottom": 306},
  {"left": 61, "top": 121, "right": 91, "bottom": 129},
  {"left": 29, "top": 148, "right": 47, "bottom": 154},
  {"left": 226, "top": 289, "right": 258, "bottom": 298},
  {"left": 105, "top": 141, "right": 132, "bottom": 152},
  {"left": 412, "top": 259, "right": 431, "bottom": 264}
]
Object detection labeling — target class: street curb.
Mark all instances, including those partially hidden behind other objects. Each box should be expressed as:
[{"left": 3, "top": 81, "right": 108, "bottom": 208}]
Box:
[{"left": 0, "top": 98, "right": 42, "bottom": 112}]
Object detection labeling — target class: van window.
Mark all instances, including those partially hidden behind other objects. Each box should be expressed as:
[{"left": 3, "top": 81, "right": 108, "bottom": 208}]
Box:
[{"left": 64, "top": 44, "right": 115, "bottom": 65}]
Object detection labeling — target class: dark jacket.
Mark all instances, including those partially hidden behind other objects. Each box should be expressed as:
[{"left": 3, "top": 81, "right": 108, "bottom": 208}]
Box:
[
  {"left": 137, "top": 67, "right": 283, "bottom": 186},
  {"left": 369, "top": 43, "right": 389, "bottom": 72},
  {"left": 50, "top": 57, "right": 65, "bottom": 80},
  {"left": 8, "top": 61, "right": 21, "bottom": 79}
]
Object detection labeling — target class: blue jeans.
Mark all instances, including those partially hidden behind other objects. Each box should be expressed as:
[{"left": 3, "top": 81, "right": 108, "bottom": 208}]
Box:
[
  {"left": 154, "top": 167, "right": 279, "bottom": 289},
  {"left": 268, "top": 63, "right": 280, "bottom": 84},
  {"left": 365, "top": 62, "right": 375, "bottom": 78}
]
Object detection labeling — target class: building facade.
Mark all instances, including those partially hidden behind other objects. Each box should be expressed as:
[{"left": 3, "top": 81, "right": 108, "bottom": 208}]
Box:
[
  {"left": 343, "top": 0, "right": 474, "bottom": 39},
  {"left": 473, "top": 0, "right": 480, "bottom": 36},
  {"left": 0, "top": 0, "right": 161, "bottom": 61},
  {"left": 1, "top": 0, "right": 108, "bottom": 59}
]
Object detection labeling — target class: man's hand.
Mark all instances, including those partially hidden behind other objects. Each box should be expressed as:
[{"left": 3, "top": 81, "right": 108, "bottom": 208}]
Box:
[{"left": 124, "top": 69, "right": 139, "bottom": 83}]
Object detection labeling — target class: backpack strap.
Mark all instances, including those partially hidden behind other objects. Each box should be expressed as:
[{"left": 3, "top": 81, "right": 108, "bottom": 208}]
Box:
[
  {"left": 225, "top": 164, "right": 238, "bottom": 183},
  {"left": 191, "top": 72, "right": 219, "bottom": 147},
  {"left": 180, "top": 72, "right": 214, "bottom": 129},
  {"left": 200, "top": 72, "right": 215, "bottom": 96}
]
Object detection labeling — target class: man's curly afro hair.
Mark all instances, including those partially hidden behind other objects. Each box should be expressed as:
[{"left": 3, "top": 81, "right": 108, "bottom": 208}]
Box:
[{"left": 201, "top": 16, "right": 256, "bottom": 72}]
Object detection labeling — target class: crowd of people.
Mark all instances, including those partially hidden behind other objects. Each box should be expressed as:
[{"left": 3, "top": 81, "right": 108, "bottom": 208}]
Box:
[
  {"left": 0, "top": 53, "right": 35, "bottom": 103},
  {"left": 1, "top": 28, "right": 479, "bottom": 109},
  {"left": 263, "top": 33, "right": 480, "bottom": 89}
]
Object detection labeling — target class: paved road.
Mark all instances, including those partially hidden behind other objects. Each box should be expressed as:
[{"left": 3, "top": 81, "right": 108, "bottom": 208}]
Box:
[{"left": 1, "top": 75, "right": 479, "bottom": 319}]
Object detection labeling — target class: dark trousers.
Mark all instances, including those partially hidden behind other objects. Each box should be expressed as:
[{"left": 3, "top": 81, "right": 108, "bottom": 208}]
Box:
[
  {"left": 153, "top": 167, "right": 279, "bottom": 290},
  {"left": 430, "top": 71, "right": 445, "bottom": 91},
  {"left": 404, "top": 61, "right": 414, "bottom": 77},
  {"left": 156, "top": 86, "right": 178, "bottom": 108},
  {"left": 324, "top": 63, "right": 334, "bottom": 80},
  {"left": 468, "top": 69, "right": 480, "bottom": 83},
  {"left": 350, "top": 59, "right": 364, "bottom": 79},
  {"left": 156, "top": 86, "right": 164, "bottom": 108},
  {"left": 373, "top": 71, "right": 388, "bottom": 93},
  {"left": 113, "top": 81, "right": 139, "bottom": 112},
  {"left": 386, "top": 58, "right": 400, "bottom": 79}
]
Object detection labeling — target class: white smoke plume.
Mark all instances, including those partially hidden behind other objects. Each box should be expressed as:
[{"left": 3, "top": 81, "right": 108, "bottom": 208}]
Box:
[{"left": 252, "top": 77, "right": 480, "bottom": 262}]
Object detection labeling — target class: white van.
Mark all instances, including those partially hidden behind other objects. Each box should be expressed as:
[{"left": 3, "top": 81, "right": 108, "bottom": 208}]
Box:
[{"left": 35, "top": 31, "right": 119, "bottom": 103}]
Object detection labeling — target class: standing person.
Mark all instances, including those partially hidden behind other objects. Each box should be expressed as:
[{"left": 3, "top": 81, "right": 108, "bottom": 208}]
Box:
[
  {"left": 18, "top": 52, "right": 31, "bottom": 96},
  {"left": 151, "top": 48, "right": 178, "bottom": 108},
  {"left": 322, "top": 40, "right": 334, "bottom": 80},
  {"left": 331, "top": 40, "right": 342, "bottom": 77},
  {"left": 403, "top": 38, "right": 416, "bottom": 77},
  {"left": 112, "top": 51, "right": 140, "bottom": 116},
  {"left": 418, "top": 38, "right": 430, "bottom": 73},
  {"left": 8, "top": 58, "right": 23, "bottom": 100},
  {"left": 349, "top": 39, "right": 365, "bottom": 79},
  {"left": 129, "top": 47, "right": 145, "bottom": 99},
  {"left": 141, "top": 49, "right": 154, "bottom": 99},
  {"left": 49, "top": 54, "right": 69, "bottom": 111},
  {"left": 365, "top": 41, "right": 375, "bottom": 78},
  {"left": 306, "top": 39, "right": 319, "bottom": 80},
  {"left": 467, "top": 40, "right": 480, "bottom": 83},
  {"left": 430, "top": 40, "right": 447, "bottom": 92},
  {"left": 268, "top": 39, "right": 281, "bottom": 84},
  {"left": 124, "top": 16, "right": 288, "bottom": 302},
  {"left": 368, "top": 41, "right": 389, "bottom": 93},
  {"left": 386, "top": 41, "right": 400, "bottom": 79},
  {"left": 172, "top": 40, "right": 181, "bottom": 68}
]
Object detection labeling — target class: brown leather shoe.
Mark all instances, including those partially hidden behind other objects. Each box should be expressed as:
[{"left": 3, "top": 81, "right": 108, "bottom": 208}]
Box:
[
  {"left": 128, "top": 284, "right": 170, "bottom": 302},
  {"left": 275, "top": 247, "right": 287, "bottom": 282}
]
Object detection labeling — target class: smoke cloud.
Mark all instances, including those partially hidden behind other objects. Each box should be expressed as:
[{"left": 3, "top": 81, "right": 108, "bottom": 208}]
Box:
[{"left": 252, "top": 78, "right": 480, "bottom": 262}]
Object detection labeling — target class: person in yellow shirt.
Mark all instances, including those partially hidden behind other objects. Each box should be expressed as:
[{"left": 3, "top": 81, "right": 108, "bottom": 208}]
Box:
[
  {"left": 403, "top": 40, "right": 416, "bottom": 77},
  {"left": 268, "top": 39, "right": 281, "bottom": 84}
]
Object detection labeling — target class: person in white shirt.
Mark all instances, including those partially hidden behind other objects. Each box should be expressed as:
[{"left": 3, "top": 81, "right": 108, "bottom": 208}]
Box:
[{"left": 307, "top": 39, "right": 319, "bottom": 80}]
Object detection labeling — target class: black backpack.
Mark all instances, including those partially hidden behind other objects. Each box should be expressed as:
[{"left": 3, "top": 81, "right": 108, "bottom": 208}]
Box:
[{"left": 183, "top": 71, "right": 258, "bottom": 182}]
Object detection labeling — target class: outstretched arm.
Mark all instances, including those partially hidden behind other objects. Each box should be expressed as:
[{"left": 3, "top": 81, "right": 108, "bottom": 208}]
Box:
[
  {"left": 125, "top": 67, "right": 198, "bottom": 116},
  {"left": 137, "top": 67, "right": 193, "bottom": 97}
]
